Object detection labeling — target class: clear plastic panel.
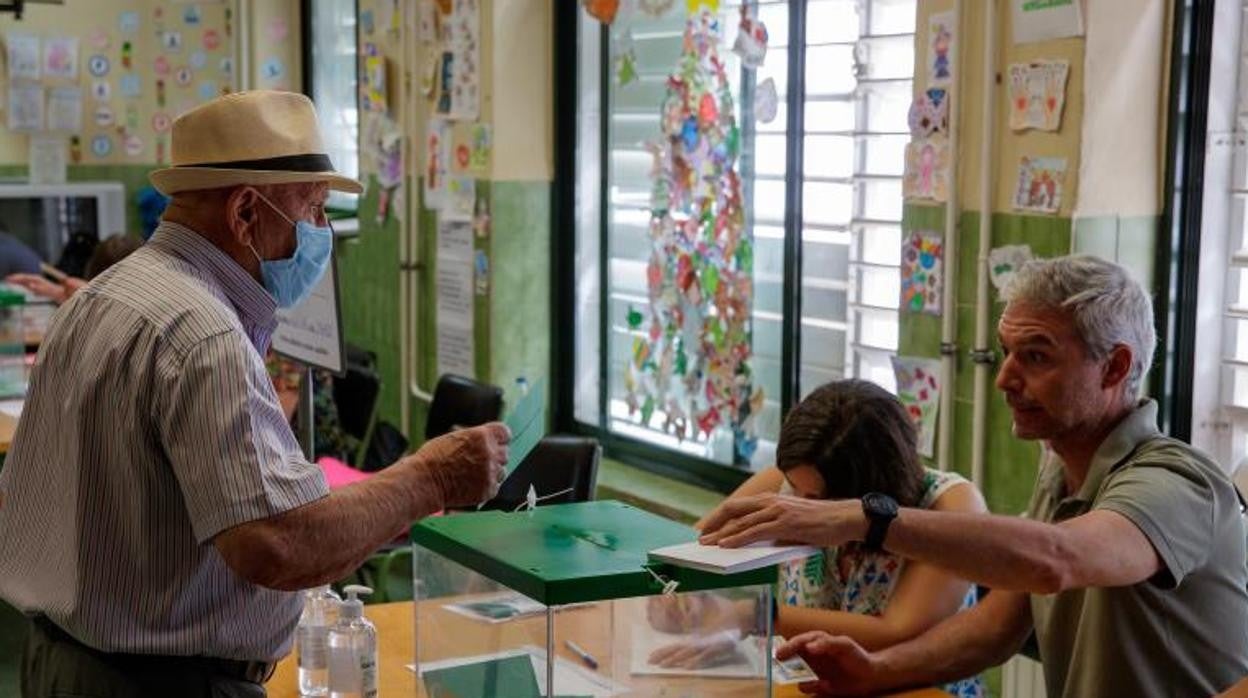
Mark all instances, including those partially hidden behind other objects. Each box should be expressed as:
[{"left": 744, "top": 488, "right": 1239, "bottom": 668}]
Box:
[{"left": 413, "top": 543, "right": 777, "bottom": 696}]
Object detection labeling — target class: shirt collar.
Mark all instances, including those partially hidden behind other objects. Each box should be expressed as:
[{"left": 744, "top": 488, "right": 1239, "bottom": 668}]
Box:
[
  {"left": 148, "top": 221, "right": 278, "bottom": 350},
  {"left": 1045, "top": 399, "right": 1161, "bottom": 505}
]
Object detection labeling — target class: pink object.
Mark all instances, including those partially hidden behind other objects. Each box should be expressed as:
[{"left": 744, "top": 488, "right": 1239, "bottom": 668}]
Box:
[{"left": 318, "top": 457, "right": 372, "bottom": 489}]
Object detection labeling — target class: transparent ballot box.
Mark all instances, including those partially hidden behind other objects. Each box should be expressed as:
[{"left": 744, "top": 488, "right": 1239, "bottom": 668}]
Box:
[
  {"left": 410, "top": 501, "right": 787, "bottom": 697},
  {"left": 0, "top": 289, "right": 26, "bottom": 398}
]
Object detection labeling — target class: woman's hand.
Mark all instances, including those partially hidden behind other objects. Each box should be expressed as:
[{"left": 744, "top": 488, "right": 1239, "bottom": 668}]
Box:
[
  {"left": 6, "top": 273, "right": 69, "bottom": 304},
  {"left": 698, "top": 493, "right": 867, "bottom": 548}
]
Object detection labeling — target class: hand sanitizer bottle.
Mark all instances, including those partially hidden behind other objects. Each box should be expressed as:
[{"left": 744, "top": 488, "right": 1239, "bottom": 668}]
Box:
[
  {"left": 297, "top": 585, "right": 340, "bottom": 697},
  {"left": 328, "top": 585, "right": 377, "bottom": 698}
]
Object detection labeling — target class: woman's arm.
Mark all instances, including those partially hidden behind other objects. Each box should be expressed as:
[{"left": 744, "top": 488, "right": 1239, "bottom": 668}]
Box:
[{"left": 777, "top": 482, "right": 987, "bottom": 650}]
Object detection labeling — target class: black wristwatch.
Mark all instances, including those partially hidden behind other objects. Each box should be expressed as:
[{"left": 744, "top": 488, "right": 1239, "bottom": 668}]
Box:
[{"left": 861, "top": 492, "right": 899, "bottom": 551}]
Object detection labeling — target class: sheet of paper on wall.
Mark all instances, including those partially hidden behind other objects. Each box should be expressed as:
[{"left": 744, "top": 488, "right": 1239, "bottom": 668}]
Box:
[
  {"left": 42, "top": 37, "right": 78, "bottom": 81},
  {"left": 6, "top": 34, "right": 41, "bottom": 81},
  {"left": 1008, "top": 60, "right": 1069, "bottom": 131},
  {"left": 901, "top": 230, "right": 943, "bottom": 316},
  {"left": 988, "top": 244, "right": 1034, "bottom": 295},
  {"left": 1012, "top": 156, "right": 1067, "bottom": 214},
  {"left": 436, "top": 220, "right": 476, "bottom": 378},
  {"left": 1012, "top": 0, "right": 1083, "bottom": 44},
  {"left": 443, "top": 176, "right": 476, "bottom": 222},
  {"left": 927, "top": 11, "right": 956, "bottom": 88},
  {"left": 908, "top": 88, "right": 948, "bottom": 138},
  {"left": 891, "top": 355, "right": 942, "bottom": 459},
  {"left": 7, "top": 85, "right": 44, "bottom": 132},
  {"left": 28, "top": 137, "right": 67, "bottom": 185},
  {"left": 424, "top": 118, "right": 451, "bottom": 210},
  {"left": 45, "top": 87, "right": 83, "bottom": 133},
  {"left": 447, "top": 0, "right": 481, "bottom": 120},
  {"left": 903, "top": 137, "right": 949, "bottom": 202}
]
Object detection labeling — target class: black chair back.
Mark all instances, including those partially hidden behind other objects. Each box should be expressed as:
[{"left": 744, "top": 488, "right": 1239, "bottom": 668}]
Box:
[
  {"left": 425, "top": 374, "right": 504, "bottom": 440},
  {"left": 479, "top": 436, "right": 601, "bottom": 512}
]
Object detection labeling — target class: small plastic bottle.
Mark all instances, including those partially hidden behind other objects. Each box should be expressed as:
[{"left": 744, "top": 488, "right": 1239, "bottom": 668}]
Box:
[
  {"left": 296, "top": 585, "right": 341, "bottom": 697},
  {"left": 328, "top": 585, "right": 377, "bottom": 698}
]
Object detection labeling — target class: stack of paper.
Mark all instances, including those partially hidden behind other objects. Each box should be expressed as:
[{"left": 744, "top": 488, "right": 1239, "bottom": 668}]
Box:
[{"left": 647, "top": 541, "right": 818, "bottom": 575}]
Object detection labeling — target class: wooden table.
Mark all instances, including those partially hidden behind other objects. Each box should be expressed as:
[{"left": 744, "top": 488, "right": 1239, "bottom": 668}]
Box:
[
  {"left": 0, "top": 410, "right": 17, "bottom": 455},
  {"left": 268, "top": 601, "right": 949, "bottom": 698}
]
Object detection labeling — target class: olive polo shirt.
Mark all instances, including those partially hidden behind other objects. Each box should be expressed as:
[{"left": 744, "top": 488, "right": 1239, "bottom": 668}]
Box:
[{"left": 1025, "top": 400, "right": 1248, "bottom": 697}]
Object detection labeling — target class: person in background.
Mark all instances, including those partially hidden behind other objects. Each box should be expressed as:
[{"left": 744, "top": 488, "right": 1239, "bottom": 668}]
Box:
[
  {"left": 0, "top": 91, "right": 510, "bottom": 697},
  {"left": 648, "top": 379, "right": 987, "bottom": 697},
  {"left": 6, "top": 234, "right": 144, "bottom": 304},
  {"left": 700, "top": 255, "right": 1248, "bottom": 698}
]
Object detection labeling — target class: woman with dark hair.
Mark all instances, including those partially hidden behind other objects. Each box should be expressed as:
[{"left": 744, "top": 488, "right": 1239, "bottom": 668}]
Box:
[{"left": 649, "top": 380, "right": 987, "bottom": 696}]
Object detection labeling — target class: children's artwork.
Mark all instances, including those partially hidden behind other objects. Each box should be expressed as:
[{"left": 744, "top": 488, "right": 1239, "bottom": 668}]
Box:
[
  {"left": 29, "top": 137, "right": 67, "bottom": 185},
  {"left": 183, "top": 5, "right": 201, "bottom": 26},
  {"left": 639, "top": 0, "right": 677, "bottom": 16},
  {"left": 1013, "top": 156, "right": 1066, "bottom": 214},
  {"left": 87, "top": 55, "right": 110, "bottom": 78},
  {"left": 443, "top": 176, "right": 476, "bottom": 222},
  {"left": 90, "top": 80, "right": 111, "bottom": 102},
  {"left": 190, "top": 51, "right": 207, "bottom": 70},
  {"left": 436, "top": 51, "right": 454, "bottom": 115},
  {"left": 583, "top": 0, "right": 620, "bottom": 24},
  {"left": 93, "top": 105, "right": 114, "bottom": 127},
  {"left": 203, "top": 29, "right": 221, "bottom": 51},
  {"left": 754, "top": 77, "right": 778, "bottom": 124},
  {"left": 928, "top": 12, "right": 955, "bottom": 87},
  {"left": 424, "top": 118, "right": 451, "bottom": 209},
  {"left": 903, "top": 138, "right": 949, "bottom": 202},
  {"left": 151, "top": 112, "right": 171, "bottom": 133},
  {"left": 901, "top": 231, "right": 943, "bottom": 316},
  {"left": 732, "top": 4, "right": 768, "bottom": 69},
  {"left": 119, "top": 11, "right": 140, "bottom": 34},
  {"left": 1012, "top": 0, "right": 1083, "bottom": 44},
  {"left": 988, "top": 244, "right": 1034, "bottom": 294},
  {"left": 162, "top": 31, "right": 183, "bottom": 53},
  {"left": 175, "top": 66, "right": 193, "bottom": 87},
  {"left": 88, "top": 28, "right": 110, "bottom": 51},
  {"left": 119, "top": 74, "right": 141, "bottom": 98},
  {"left": 197, "top": 81, "right": 217, "bottom": 101},
  {"left": 124, "top": 134, "right": 144, "bottom": 158},
  {"left": 267, "top": 17, "right": 288, "bottom": 43},
  {"left": 447, "top": 0, "right": 480, "bottom": 120},
  {"left": 1007, "top": 60, "right": 1069, "bottom": 132},
  {"left": 7, "top": 85, "right": 44, "bottom": 132},
  {"left": 121, "top": 41, "right": 133, "bottom": 70},
  {"left": 908, "top": 88, "right": 948, "bottom": 137},
  {"left": 90, "top": 134, "right": 112, "bottom": 158},
  {"left": 43, "top": 37, "right": 79, "bottom": 80},
  {"left": 261, "top": 57, "right": 284, "bottom": 82},
  {"left": 891, "top": 356, "right": 942, "bottom": 459},
  {"left": 474, "top": 249, "right": 489, "bottom": 296},
  {"left": 46, "top": 87, "right": 83, "bottom": 133},
  {"left": 631, "top": 10, "right": 763, "bottom": 464},
  {"left": 468, "top": 123, "right": 492, "bottom": 173},
  {"left": 6, "top": 34, "right": 40, "bottom": 81},
  {"left": 363, "top": 54, "right": 388, "bottom": 112}
]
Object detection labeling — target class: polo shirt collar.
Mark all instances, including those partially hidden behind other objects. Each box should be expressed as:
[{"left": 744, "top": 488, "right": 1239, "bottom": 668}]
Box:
[{"left": 1045, "top": 399, "right": 1161, "bottom": 505}]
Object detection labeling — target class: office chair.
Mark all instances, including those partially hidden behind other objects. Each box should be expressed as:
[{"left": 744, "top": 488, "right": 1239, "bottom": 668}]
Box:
[
  {"left": 478, "top": 435, "right": 601, "bottom": 512},
  {"left": 424, "top": 374, "right": 503, "bottom": 440}
]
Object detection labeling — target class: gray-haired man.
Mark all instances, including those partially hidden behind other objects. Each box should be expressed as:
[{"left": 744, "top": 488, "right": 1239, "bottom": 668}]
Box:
[{"left": 698, "top": 255, "right": 1248, "bottom": 697}]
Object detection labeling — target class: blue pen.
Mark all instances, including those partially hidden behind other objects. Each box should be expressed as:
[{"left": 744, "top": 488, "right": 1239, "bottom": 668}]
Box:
[{"left": 564, "top": 639, "right": 599, "bottom": 670}]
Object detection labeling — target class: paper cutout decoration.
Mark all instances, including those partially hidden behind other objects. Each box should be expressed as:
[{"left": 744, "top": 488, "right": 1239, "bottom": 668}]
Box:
[
  {"left": 6, "top": 35, "right": 40, "bottom": 80},
  {"left": 43, "top": 37, "right": 79, "bottom": 80},
  {"left": 732, "top": 4, "right": 768, "bottom": 69},
  {"left": 162, "top": 31, "right": 183, "bottom": 53},
  {"left": 687, "top": 0, "right": 720, "bottom": 12},
  {"left": 175, "top": 67, "right": 193, "bottom": 87},
  {"left": 1013, "top": 156, "right": 1066, "bottom": 214},
  {"left": 928, "top": 11, "right": 955, "bottom": 88},
  {"left": 119, "top": 11, "right": 140, "bottom": 34},
  {"left": 268, "top": 17, "right": 288, "bottom": 43},
  {"left": 908, "top": 88, "right": 948, "bottom": 137},
  {"left": 443, "top": 176, "right": 476, "bottom": 222},
  {"left": 89, "top": 28, "right": 110, "bottom": 51},
  {"left": 151, "top": 112, "right": 171, "bottom": 133},
  {"left": 197, "top": 81, "right": 217, "bottom": 101},
  {"left": 1012, "top": 0, "right": 1084, "bottom": 44},
  {"left": 124, "top": 134, "right": 143, "bottom": 157},
  {"left": 7, "top": 85, "right": 44, "bottom": 132},
  {"left": 261, "top": 58, "right": 284, "bottom": 82},
  {"left": 754, "top": 77, "right": 778, "bottom": 124},
  {"left": 183, "top": 5, "right": 201, "bottom": 26},
  {"left": 203, "top": 29, "right": 221, "bottom": 51},
  {"left": 614, "top": 32, "right": 639, "bottom": 87},
  {"left": 119, "top": 74, "right": 141, "bottom": 99},
  {"left": 121, "top": 41, "right": 132, "bottom": 70},
  {"left": 629, "top": 9, "right": 763, "bottom": 464},
  {"left": 90, "top": 134, "right": 112, "bottom": 158},
  {"left": 1007, "top": 60, "right": 1069, "bottom": 132},
  {"left": 46, "top": 87, "right": 83, "bottom": 133},
  {"left": 903, "top": 137, "right": 950, "bottom": 202},
  {"left": 901, "top": 231, "right": 943, "bottom": 316},
  {"left": 988, "top": 244, "right": 1034, "bottom": 294},
  {"left": 94, "top": 105, "right": 114, "bottom": 127},
  {"left": 891, "top": 356, "right": 942, "bottom": 458},
  {"left": 190, "top": 51, "right": 207, "bottom": 70},
  {"left": 468, "top": 123, "right": 492, "bottom": 173},
  {"left": 91, "top": 80, "right": 111, "bottom": 102},
  {"left": 87, "top": 55, "right": 110, "bottom": 78},
  {"left": 584, "top": 0, "right": 620, "bottom": 24},
  {"left": 639, "top": 0, "right": 676, "bottom": 16}
]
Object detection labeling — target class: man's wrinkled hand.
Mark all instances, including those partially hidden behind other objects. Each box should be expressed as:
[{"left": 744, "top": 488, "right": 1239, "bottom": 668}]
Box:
[{"left": 414, "top": 422, "right": 510, "bottom": 508}]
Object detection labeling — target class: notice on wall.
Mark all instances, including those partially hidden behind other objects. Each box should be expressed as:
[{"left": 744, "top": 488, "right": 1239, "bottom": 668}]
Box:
[
  {"left": 1012, "top": 0, "right": 1084, "bottom": 44},
  {"left": 273, "top": 253, "right": 345, "bottom": 374},
  {"left": 436, "top": 220, "right": 476, "bottom": 378}
]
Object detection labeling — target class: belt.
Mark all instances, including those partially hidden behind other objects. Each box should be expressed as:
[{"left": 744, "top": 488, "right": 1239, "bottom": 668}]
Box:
[{"left": 32, "top": 615, "right": 277, "bottom": 684}]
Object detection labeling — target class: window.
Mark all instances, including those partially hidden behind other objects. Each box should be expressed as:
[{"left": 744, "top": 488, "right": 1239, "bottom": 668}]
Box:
[
  {"left": 564, "top": 0, "right": 916, "bottom": 487},
  {"left": 303, "top": 0, "right": 359, "bottom": 214}
]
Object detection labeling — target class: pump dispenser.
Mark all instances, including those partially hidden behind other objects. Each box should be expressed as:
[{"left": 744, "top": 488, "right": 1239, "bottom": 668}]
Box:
[
  {"left": 296, "top": 585, "right": 341, "bottom": 696},
  {"left": 327, "top": 585, "right": 377, "bottom": 698}
]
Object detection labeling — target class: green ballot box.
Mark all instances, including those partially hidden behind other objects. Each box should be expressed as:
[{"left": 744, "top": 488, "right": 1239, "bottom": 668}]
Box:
[{"left": 410, "top": 501, "right": 789, "bottom": 697}]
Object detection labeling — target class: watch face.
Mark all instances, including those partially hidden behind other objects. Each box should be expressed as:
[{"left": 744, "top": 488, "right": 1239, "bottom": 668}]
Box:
[{"left": 864, "top": 492, "right": 899, "bottom": 517}]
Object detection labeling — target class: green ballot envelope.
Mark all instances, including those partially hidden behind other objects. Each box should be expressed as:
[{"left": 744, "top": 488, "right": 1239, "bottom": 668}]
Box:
[{"left": 503, "top": 379, "right": 545, "bottom": 476}]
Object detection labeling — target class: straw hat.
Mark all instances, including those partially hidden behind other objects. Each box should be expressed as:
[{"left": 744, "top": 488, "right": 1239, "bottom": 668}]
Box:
[{"left": 149, "top": 91, "right": 363, "bottom": 195}]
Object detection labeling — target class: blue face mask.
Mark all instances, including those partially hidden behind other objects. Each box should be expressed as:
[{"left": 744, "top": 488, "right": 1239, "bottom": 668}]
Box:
[{"left": 249, "top": 191, "right": 333, "bottom": 309}]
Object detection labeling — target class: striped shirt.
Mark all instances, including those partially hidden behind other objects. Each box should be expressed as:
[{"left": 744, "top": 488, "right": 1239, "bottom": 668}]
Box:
[{"left": 0, "top": 222, "right": 328, "bottom": 662}]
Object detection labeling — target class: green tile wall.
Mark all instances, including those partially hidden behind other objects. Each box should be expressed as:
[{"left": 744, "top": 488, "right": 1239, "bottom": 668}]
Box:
[{"left": 900, "top": 204, "right": 1072, "bottom": 515}]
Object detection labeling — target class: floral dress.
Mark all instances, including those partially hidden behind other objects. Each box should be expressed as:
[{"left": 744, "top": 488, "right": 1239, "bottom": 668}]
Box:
[{"left": 777, "top": 468, "right": 985, "bottom": 698}]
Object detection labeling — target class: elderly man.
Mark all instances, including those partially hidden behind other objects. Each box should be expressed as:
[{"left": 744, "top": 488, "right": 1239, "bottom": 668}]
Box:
[
  {"left": 700, "top": 255, "right": 1248, "bottom": 697},
  {"left": 0, "top": 91, "right": 510, "bottom": 697}
]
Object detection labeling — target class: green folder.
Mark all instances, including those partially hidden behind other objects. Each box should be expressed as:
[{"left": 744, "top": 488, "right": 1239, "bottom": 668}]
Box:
[{"left": 423, "top": 655, "right": 540, "bottom": 698}]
